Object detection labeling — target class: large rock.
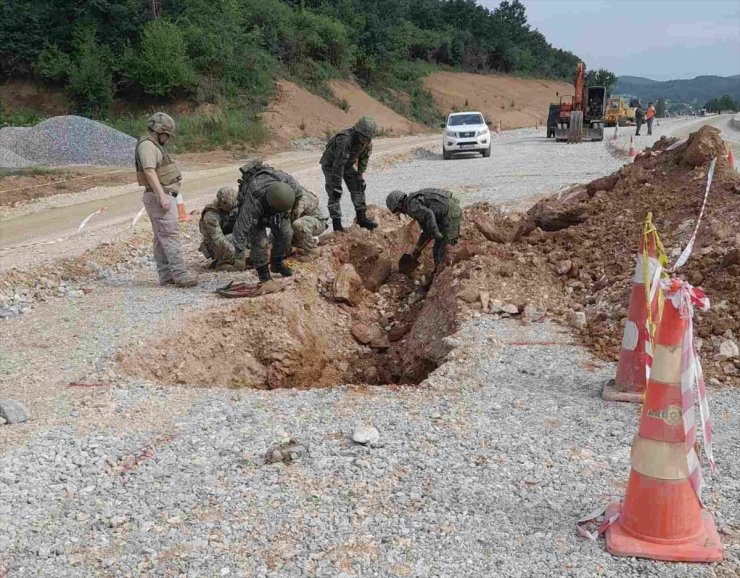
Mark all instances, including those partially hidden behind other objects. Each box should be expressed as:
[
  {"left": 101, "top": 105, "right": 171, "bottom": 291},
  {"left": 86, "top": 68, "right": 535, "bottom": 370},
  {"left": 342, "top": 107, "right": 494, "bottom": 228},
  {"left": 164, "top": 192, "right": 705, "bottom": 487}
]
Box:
[
  {"left": 683, "top": 125, "right": 726, "bottom": 167},
  {"left": 0, "top": 400, "right": 30, "bottom": 424},
  {"left": 333, "top": 264, "right": 363, "bottom": 306},
  {"left": 351, "top": 322, "right": 382, "bottom": 345},
  {"left": 352, "top": 425, "right": 380, "bottom": 445},
  {"left": 531, "top": 201, "right": 587, "bottom": 231},
  {"left": 586, "top": 173, "right": 619, "bottom": 195},
  {"left": 717, "top": 339, "right": 739, "bottom": 361},
  {"left": 348, "top": 242, "right": 392, "bottom": 292},
  {"left": 474, "top": 214, "right": 510, "bottom": 244}
]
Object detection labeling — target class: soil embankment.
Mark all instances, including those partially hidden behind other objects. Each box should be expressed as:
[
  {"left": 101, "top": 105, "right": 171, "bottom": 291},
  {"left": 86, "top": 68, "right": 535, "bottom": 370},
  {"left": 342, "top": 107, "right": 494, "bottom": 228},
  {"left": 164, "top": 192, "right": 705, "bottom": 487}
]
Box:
[{"left": 424, "top": 71, "right": 572, "bottom": 129}]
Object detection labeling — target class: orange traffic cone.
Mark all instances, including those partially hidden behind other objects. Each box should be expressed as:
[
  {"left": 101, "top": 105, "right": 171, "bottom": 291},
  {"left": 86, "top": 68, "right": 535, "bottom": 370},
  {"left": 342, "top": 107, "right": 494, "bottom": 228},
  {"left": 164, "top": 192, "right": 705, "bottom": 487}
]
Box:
[
  {"left": 628, "top": 136, "right": 637, "bottom": 160},
  {"left": 728, "top": 145, "right": 735, "bottom": 170},
  {"left": 176, "top": 193, "right": 193, "bottom": 222},
  {"left": 604, "top": 280, "right": 723, "bottom": 563},
  {"left": 603, "top": 220, "right": 662, "bottom": 403}
]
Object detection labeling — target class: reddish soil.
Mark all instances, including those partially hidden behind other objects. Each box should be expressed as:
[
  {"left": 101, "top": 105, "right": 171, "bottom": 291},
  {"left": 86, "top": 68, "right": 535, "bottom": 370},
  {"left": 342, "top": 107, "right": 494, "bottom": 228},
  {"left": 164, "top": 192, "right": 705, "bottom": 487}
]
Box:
[{"left": 423, "top": 71, "right": 572, "bottom": 129}]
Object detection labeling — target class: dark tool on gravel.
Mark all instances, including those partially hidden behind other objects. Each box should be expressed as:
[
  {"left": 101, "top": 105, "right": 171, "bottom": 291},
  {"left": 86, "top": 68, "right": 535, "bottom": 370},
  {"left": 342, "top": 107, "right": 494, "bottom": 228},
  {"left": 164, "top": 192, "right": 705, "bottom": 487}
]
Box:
[{"left": 216, "top": 280, "right": 283, "bottom": 298}]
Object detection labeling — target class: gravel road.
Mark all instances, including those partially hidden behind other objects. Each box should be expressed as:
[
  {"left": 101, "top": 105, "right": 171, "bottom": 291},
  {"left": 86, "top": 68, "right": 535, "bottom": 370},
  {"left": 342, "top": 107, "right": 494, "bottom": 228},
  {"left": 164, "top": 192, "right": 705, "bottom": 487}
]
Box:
[{"left": 1, "top": 115, "right": 738, "bottom": 577}]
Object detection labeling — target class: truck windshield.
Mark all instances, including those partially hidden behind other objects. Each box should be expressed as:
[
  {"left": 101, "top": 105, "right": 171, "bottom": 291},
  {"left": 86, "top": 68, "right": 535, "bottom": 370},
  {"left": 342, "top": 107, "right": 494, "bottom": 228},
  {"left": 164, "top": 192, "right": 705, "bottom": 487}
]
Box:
[{"left": 448, "top": 114, "right": 484, "bottom": 126}]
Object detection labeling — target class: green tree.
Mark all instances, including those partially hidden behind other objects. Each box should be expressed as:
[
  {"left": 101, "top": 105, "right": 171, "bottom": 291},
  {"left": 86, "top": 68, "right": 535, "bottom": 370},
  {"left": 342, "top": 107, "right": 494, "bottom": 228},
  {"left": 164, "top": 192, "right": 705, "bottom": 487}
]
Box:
[
  {"left": 655, "top": 98, "right": 666, "bottom": 118},
  {"left": 122, "top": 19, "right": 196, "bottom": 97},
  {"left": 585, "top": 68, "right": 617, "bottom": 95}
]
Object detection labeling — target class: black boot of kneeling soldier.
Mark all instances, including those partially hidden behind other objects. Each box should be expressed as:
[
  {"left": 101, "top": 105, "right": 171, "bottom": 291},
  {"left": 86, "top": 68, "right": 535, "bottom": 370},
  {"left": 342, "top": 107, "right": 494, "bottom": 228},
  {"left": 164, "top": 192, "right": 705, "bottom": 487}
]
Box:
[
  {"left": 332, "top": 218, "right": 344, "bottom": 232},
  {"left": 356, "top": 209, "right": 378, "bottom": 230},
  {"left": 256, "top": 265, "right": 272, "bottom": 283},
  {"left": 270, "top": 259, "right": 293, "bottom": 277}
]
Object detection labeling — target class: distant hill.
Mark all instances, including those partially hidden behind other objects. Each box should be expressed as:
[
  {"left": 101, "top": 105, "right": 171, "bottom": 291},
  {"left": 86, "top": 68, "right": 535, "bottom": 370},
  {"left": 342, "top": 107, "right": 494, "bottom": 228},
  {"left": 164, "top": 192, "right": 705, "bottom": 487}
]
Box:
[{"left": 614, "top": 75, "right": 740, "bottom": 105}]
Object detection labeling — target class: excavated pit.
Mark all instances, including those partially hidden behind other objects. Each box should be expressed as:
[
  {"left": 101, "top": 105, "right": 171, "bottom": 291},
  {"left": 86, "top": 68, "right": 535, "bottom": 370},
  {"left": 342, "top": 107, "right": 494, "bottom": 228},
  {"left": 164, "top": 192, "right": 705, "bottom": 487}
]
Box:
[{"left": 117, "top": 208, "right": 463, "bottom": 389}]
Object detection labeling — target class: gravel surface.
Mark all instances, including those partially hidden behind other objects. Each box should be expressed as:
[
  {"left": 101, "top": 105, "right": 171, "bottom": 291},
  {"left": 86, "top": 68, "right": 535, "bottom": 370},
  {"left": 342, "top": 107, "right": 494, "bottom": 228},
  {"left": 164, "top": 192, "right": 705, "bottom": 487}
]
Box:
[
  {"left": 0, "top": 116, "right": 135, "bottom": 169},
  {"left": 1, "top": 314, "right": 737, "bottom": 577},
  {"left": 1, "top": 116, "right": 738, "bottom": 576}
]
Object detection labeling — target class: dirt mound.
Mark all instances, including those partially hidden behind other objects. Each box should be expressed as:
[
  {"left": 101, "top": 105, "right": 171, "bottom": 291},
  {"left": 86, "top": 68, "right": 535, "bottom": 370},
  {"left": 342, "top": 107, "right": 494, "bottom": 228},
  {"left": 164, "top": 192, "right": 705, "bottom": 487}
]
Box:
[
  {"left": 488, "top": 126, "right": 739, "bottom": 384},
  {"left": 423, "top": 71, "right": 572, "bottom": 129},
  {"left": 262, "top": 80, "right": 425, "bottom": 148}
]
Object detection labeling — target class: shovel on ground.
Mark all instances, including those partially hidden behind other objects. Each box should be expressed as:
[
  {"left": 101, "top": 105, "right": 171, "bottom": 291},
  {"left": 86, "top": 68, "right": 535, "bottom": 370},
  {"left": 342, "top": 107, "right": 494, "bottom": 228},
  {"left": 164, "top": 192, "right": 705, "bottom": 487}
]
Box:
[
  {"left": 216, "top": 280, "right": 283, "bottom": 298},
  {"left": 398, "top": 238, "right": 432, "bottom": 274}
]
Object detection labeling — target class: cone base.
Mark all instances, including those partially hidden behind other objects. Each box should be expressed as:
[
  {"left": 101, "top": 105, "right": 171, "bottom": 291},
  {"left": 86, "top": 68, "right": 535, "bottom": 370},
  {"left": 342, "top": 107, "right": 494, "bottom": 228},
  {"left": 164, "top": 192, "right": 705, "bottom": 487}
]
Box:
[
  {"left": 604, "top": 503, "right": 724, "bottom": 563},
  {"left": 601, "top": 379, "right": 644, "bottom": 404}
]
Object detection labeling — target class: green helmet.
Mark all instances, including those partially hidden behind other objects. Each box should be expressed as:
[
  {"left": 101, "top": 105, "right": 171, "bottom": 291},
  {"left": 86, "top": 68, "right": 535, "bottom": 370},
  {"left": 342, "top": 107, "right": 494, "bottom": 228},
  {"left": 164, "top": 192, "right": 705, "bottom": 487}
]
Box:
[
  {"left": 148, "top": 112, "right": 176, "bottom": 135},
  {"left": 354, "top": 116, "right": 377, "bottom": 139},
  {"left": 386, "top": 190, "right": 406, "bottom": 214},
  {"left": 265, "top": 182, "right": 295, "bottom": 213},
  {"left": 216, "top": 187, "right": 238, "bottom": 212}
]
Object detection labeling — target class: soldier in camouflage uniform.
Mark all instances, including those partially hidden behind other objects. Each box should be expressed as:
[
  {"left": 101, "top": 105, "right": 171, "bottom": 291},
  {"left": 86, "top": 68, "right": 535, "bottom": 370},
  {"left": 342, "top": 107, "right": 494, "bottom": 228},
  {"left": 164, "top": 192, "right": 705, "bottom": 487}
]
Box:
[
  {"left": 291, "top": 188, "right": 327, "bottom": 254},
  {"left": 320, "top": 116, "right": 378, "bottom": 232},
  {"left": 233, "top": 161, "right": 311, "bottom": 282},
  {"left": 385, "top": 189, "right": 462, "bottom": 267},
  {"left": 198, "top": 186, "right": 243, "bottom": 269}
]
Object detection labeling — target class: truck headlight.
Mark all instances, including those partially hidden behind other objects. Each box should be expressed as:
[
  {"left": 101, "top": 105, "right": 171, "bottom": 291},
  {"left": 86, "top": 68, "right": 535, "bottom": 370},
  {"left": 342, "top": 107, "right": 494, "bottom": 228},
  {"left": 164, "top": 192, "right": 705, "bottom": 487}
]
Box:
[{"left": 445, "top": 130, "right": 457, "bottom": 137}]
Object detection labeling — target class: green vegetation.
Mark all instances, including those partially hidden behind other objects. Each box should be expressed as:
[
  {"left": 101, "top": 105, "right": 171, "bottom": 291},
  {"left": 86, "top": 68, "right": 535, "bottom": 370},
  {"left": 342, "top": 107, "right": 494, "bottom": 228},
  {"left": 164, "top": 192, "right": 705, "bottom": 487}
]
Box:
[
  {"left": 1, "top": 0, "right": 587, "bottom": 149},
  {"left": 704, "top": 94, "right": 738, "bottom": 113},
  {"left": 655, "top": 98, "right": 666, "bottom": 118},
  {"left": 0, "top": 167, "right": 62, "bottom": 178},
  {"left": 585, "top": 69, "right": 617, "bottom": 96}
]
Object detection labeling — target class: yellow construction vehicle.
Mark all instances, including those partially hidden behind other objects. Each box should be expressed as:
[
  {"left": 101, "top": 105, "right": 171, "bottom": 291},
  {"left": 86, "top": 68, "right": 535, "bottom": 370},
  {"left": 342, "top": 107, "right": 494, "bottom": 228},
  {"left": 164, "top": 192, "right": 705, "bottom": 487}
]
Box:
[{"left": 603, "top": 97, "right": 635, "bottom": 127}]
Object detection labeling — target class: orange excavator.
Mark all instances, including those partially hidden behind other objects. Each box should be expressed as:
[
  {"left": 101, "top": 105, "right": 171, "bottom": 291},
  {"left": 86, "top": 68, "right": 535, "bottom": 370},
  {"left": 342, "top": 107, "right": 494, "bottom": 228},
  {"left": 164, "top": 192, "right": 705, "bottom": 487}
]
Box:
[{"left": 554, "top": 62, "right": 606, "bottom": 142}]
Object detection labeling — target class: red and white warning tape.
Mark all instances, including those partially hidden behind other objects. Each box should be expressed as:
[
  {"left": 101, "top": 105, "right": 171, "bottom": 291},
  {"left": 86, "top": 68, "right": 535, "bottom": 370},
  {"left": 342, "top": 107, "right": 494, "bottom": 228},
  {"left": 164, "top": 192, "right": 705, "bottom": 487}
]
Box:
[
  {"left": 671, "top": 158, "right": 716, "bottom": 272},
  {"left": 664, "top": 278, "right": 715, "bottom": 504},
  {"left": 0, "top": 206, "right": 108, "bottom": 252},
  {"left": 576, "top": 504, "right": 621, "bottom": 541}
]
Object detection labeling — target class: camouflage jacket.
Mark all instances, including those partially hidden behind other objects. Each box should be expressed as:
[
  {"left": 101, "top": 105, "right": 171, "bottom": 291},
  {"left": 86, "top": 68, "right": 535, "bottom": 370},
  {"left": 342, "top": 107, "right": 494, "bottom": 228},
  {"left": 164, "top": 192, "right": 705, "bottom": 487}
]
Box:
[
  {"left": 320, "top": 128, "right": 372, "bottom": 183},
  {"left": 232, "top": 164, "right": 308, "bottom": 252},
  {"left": 401, "top": 189, "right": 458, "bottom": 244}
]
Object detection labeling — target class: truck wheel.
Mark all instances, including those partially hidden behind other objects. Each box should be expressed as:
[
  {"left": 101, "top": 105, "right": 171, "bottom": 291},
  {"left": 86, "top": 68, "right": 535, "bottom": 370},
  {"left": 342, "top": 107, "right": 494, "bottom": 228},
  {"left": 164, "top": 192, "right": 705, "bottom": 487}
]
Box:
[
  {"left": 443, "top": 150, "right": 451, "bottom": 160},
  {"left": 482, "top": 145, "right": 491, "bottom": 158}
]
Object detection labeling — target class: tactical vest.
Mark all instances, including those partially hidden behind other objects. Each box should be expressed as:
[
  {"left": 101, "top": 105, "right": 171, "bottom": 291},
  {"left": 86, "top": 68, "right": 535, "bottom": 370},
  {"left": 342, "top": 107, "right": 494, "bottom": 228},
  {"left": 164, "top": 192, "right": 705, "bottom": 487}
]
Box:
[
  {"left": 200, "top": 205, "right": 238, "bottom": 235},
  {"left": 410, "top": 189, "right": 454, "bottom": 211},
  {"left": 320, "top": 129, "right": 368, "bottom": 167},
  {"left": 135, "top": 136, "right": 182, "bottom": 192}
]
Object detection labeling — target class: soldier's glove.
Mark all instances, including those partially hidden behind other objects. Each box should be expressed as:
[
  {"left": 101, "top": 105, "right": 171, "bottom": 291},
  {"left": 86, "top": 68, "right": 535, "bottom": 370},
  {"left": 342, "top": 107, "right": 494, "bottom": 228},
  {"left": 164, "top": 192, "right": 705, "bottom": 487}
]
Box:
[{"left": 411, "top": 246, "right": 422, "bottom": 259}]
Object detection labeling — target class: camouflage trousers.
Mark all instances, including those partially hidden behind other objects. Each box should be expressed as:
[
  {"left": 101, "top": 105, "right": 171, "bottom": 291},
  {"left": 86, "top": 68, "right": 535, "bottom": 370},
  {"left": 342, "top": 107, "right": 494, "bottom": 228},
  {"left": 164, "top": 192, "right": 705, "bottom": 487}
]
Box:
[
  {"left": 292, "top": 215, "right": 327, "bottom": 252},
  {"left": 433, "top": 197, "right": 462, "bottom": 267},
  {"left": 250, "top": 217, "right": 293, "bottom": 268},
  {"left": 199, "top": 233, "right": 235, "bottom": 264},
  {"left": 142, "top": 191, "right": 189, "bottom": 284},
  {"left": 322, "top": 166, "right": 366, "bottom": 220}
]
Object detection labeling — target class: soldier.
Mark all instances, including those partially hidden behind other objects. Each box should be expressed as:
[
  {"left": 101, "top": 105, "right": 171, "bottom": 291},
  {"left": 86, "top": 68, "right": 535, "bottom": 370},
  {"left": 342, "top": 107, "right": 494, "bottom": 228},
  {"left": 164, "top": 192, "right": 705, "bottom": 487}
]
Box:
[
  {"left": 320, "top": 116, "right": 378, "bottom": 232},
  {"left": 232, "top": 161, "right": 306, "bottom": 282},
  {"left": 385, "top": 189, "right": 462, "bottom": 268},
  {"left": 199, "top": 186, "right": 243, "bottom": 269},
  {"left": 291, "top": 187, "right": 328, "bottom": 255},
  {"left": 634, "top": 100, "right": 645, "bottom": 136},
  {"left": 136, "top": 112, "right": 197, "bottom": 287}
]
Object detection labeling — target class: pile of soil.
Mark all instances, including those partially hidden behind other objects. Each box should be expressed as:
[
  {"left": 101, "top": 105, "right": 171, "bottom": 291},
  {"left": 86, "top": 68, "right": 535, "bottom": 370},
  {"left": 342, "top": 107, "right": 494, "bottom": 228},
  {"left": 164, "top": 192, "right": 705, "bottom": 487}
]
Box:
[{"left": 458, "top": 125, "right": 739, "bottom": 384}]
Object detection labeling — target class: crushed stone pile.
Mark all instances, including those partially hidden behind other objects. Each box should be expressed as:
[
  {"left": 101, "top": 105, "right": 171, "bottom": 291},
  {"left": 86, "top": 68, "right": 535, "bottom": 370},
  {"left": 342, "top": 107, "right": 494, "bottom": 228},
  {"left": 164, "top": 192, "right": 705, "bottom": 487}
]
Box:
[{"left": 0, "top": 115, "right": 135, "bottom": 168}]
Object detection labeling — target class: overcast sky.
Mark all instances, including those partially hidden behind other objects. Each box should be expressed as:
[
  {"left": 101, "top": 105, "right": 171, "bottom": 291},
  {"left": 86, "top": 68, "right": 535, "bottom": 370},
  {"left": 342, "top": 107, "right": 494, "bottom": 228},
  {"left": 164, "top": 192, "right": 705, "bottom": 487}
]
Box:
[{"left": 480, "top": 0, "right": 740, "bottom": 80}]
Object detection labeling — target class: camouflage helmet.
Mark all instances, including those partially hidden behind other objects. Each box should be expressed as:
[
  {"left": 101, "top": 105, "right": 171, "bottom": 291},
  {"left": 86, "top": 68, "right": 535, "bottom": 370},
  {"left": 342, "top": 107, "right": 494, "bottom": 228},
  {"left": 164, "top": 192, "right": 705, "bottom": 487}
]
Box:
[
  {"left": 148, "top": 112, "right": 176, "bottom": 135},
  {"left": 216, "top": 187, "right": 238, "bottom": 212},
  {"left": 385, "top": 190, "right": 406, "bottom": 214},
  {"left": 265, "top": 182, "right": 295, "bottom": 213},
  {"left": 239, "top": 158, "right": 263, "bottom": 176},
  {"left": 354, "top": 116, "right": 378, "bottom": 139}
]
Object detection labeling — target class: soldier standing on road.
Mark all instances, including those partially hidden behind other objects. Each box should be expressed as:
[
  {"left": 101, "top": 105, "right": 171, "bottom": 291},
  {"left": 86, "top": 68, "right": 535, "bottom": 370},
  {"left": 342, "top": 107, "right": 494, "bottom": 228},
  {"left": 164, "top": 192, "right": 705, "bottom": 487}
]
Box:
[
  {"left": 136, "top": 112, "right": 197, "bottom": 287},
  {"left": 634, "top": 101, "right": 645, "bottom": 136},
  {"left": 198, "top": 186, "right": 242, "bottom": 269},
  {"left": 320, "top": 116, "right": 378, "bottom": 232},
  {"left": 385, "top": 188, "right": 462, "bottom": 268}
]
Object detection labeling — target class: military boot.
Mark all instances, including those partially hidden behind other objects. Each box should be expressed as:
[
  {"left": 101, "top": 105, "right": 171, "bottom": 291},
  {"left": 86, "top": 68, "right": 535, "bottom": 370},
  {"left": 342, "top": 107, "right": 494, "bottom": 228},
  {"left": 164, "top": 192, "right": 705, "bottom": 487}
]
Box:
[
  {"left": 256, "top": 265, "right": 272, "bottom": 283},
  {"left": 270, "top": 259, "right": 293, "bottom": 277},
  {"left": 332, "top": 218, "right": 344, "bottom": 232},
  {"left": 356, "top": 209, "right": 378, "bottom": 231}
]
